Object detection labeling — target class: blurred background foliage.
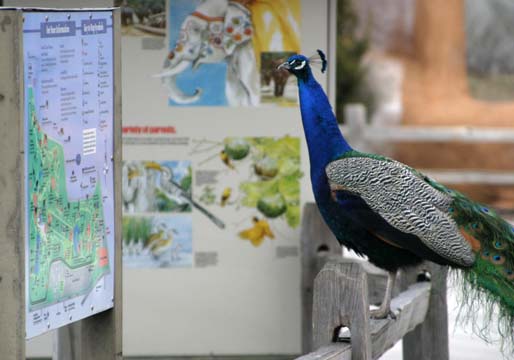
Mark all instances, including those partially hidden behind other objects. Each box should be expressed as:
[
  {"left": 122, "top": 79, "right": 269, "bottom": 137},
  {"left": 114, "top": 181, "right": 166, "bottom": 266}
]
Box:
[
  {"left": 335, "top": 0, "right": 373, "bottom": 123},
  {"left": 466, "top": 0, "right": 514, "bottom": 101}
]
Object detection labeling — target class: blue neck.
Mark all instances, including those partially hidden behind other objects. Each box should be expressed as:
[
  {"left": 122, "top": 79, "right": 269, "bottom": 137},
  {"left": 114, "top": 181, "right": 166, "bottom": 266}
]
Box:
[{"left": 297, "top": 68, "right": 352, "bottom": 199}]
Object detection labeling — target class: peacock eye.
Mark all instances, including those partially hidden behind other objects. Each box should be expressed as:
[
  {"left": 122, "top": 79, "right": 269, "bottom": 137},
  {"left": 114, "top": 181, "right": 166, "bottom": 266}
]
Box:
[{"left": 492, "top": 254, "right": 505, "bottom": 264}]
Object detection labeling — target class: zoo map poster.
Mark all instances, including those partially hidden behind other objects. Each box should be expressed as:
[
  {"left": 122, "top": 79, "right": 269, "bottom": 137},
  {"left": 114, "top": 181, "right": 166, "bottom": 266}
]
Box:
[{"left": 23, "top": 11, "right": 115, "bottom": 339}]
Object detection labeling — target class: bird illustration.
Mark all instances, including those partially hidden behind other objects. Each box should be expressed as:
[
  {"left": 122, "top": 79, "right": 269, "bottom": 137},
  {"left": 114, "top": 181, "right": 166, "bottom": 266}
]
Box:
[
  {"left": 141, "top": 161, "right": 225, "bottom": 227},
  {"left": 220, "top": 150, "right": 235, "bottom": 170},
  {"left": 281, "top": 51, "right": 514, "bottom": 340},
  {"left": 145, "top": 223, "right": 178, "bottom": 259},
  {"left": 127, "top": 167, "right": 141, "bottom": 180},
  {"left": 239, "top": 217, "right": 275, "bottom": 247},
  {"left": 220, "top": 187, "right": 232, "bottom": 207},
  {"left": 144, "top": 161, "right": 164, "bottom": 172}
]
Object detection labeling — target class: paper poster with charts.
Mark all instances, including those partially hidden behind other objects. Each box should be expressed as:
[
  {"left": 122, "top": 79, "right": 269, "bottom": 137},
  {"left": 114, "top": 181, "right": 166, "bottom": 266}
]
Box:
[
  {"left": 158, "top": 0, "right": 301, "bottom": 107},
  {"left": 23, "top": 11, "right": 115, "bottom": 338}
]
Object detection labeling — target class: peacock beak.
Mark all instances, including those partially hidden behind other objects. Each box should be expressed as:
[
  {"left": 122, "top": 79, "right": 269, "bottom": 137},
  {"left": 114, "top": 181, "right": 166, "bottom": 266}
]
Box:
[{"left": 277, "top": 62, "right": 290, "bottom": 71}]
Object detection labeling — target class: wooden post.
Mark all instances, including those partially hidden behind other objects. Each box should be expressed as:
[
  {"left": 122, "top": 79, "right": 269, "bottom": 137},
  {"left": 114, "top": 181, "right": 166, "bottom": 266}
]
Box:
[
  {"left": 52, "top": 8, "right": 123, "bottom": 360},
  {"left": 313, "top": 259, "right": 372, "bottom": 360},
  {"left": 0, "top": 9, "right": 25, "bottom": 360},
  {"left": 300, "top": 203, "right": 395, "bottom": 354},
  {"left": 401, "top": 262, "right": 449, "bottom": 360},
  {"left": 301, "top": 203, "right": 342, "bottom": 353},
  {"left": 303, "top": 259, "right": 432, "bottom": 360}
]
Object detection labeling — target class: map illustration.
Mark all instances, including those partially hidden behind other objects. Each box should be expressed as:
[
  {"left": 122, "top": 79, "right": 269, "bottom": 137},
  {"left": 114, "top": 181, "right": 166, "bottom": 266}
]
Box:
[
  {"left": 27, "top": 87, "right": 110, "bottom": 310},
  {"left": 24, "top": 11, "right": 115, "bottom": 338}
]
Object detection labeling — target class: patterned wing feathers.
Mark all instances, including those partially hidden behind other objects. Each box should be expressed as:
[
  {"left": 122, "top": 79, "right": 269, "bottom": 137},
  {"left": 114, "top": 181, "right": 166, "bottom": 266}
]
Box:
[{"left": 326, "top": 156, "right": 475, "bottom": 267}]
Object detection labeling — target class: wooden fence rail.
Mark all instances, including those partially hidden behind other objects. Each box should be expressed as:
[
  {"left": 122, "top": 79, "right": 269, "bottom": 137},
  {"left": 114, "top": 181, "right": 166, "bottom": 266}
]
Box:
[
  {"left": 342, "top": 104, "right": 514, "bottom": 188},
  {"left": 300, "top": 204, "right": 449, "bottom": 360},
  {"left": 299, "top": 259, "right": 448, "bottom": 360}
]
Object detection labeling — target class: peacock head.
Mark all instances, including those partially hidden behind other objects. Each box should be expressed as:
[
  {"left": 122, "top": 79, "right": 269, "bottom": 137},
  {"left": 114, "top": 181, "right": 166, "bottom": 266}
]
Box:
[{"left": 277, "top": 50, "right": 327, "bottom": 79}]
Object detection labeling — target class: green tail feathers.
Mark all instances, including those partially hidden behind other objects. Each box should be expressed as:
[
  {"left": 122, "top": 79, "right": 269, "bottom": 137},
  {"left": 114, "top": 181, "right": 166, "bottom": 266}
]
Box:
[{"left": 432, "top": 180, "right": 514, "bottom": 346}]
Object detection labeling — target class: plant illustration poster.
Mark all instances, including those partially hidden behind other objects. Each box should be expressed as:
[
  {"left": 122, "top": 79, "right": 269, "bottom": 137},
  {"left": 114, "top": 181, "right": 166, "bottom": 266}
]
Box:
[{"left": 192, "top": 136, "right": 302, "bottom": 248}]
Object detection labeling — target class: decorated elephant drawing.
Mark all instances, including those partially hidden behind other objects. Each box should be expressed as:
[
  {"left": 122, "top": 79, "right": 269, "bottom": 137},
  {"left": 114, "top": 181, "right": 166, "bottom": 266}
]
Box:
[{"left": 156, "top": 0, "right": 301, "bottom": 106}]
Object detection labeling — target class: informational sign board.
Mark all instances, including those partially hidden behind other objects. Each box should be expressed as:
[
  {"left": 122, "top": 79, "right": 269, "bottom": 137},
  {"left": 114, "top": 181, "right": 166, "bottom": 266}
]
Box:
[
  {"left": 23, "top": 10, "right": 115, "bottom": 338},
  {"left": 115, "top": 0, "right": 327, "bottom": 354}
]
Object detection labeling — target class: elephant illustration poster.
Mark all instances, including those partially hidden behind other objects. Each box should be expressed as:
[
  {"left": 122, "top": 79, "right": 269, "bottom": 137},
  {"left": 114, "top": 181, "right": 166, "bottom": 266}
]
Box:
[
  {"left": 123, "top": 215, "right": 193, "bottom": 268},
  {"left": 122, "top": 160, "right": 192, "bottom": 213},
  {"left": 160, "top": 0, "right": 301, "bottom": 106}
]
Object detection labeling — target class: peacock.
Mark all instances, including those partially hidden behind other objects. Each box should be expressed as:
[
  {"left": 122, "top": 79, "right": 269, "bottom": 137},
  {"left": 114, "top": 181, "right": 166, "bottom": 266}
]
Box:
[{"left": 279, "top": 51, "right": 514, "bottom": 345}]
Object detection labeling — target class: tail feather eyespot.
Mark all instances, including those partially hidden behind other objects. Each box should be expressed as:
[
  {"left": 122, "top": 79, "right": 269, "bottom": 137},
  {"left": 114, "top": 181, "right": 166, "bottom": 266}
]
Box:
[
  {"left": 470, "top": 222, "right": 484, "bottom": 233},
  {"left": 481, "top": 250, "right": 490, "bottom": 260},
  {"left": 491, "top": 254, "right": 505, "bottom": 265},
  {"left": 505, "top": 268, "right": 514, "bottom": 280},
  {"left": 493, "top": 240, "right": 507, "bottom": 250}
]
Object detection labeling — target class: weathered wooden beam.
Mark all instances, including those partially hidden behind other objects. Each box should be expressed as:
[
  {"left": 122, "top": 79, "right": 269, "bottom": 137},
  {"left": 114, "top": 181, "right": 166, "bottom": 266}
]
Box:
[
  {"left": 301, "top": 203, "right": 342, "bottom": 354},
  {"left": 53, "top": 307, "right": 123, "bottom": 360},
  {"left": 366, "top": 282, "right": 430, "bottom": 359},
  {"left": 362, "top": 125, "right": 514, "bottom": 143},
  {"left": 402, "top": 263, "right": 449, "bottom": 360},
  {"left": 419, "top": 170, "right": 514, "bottom": 185},
  {"left": 340, "top": 103, "right": 514, "bottom": 174},
  {"left": 300, "top": 204, "right": 397, "bottom": 355},
  {"left": 360, "top": 261, "right": 400, "bottom": 306},
  {"left": 112, "top": 7, "right": 124, "bottom": 358},
  {"left": 305, "top": 259, "right": 431, "bottom": 360},
  {"left": 313, "top": 260, "right": 371, "bottom": 360},
  {"left": 296, "top": 343, "right": 351, "bottom": 360},
  {"left": 0, "top": 9, "right": 25, "bottom": 360}
]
